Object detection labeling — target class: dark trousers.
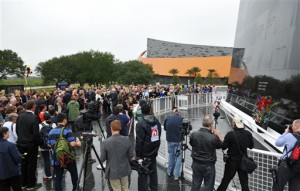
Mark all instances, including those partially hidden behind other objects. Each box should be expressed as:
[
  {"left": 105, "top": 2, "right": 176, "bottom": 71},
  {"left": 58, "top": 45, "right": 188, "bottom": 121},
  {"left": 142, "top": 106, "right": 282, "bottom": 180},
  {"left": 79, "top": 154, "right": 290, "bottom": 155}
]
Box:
[
  {"left": 217, "top": 157, "right": 249, "bottom": 191},
  {"left": 54, "top": 162, "right": 78, "bottom": 191},
  {"left": 18, "top": 144, "right": 38, "bottom": 187},
  {"left": 138, "top": 158, "right": 157, "bottom": 191},
  {"left": 41, "top": 150, "right": 51, "bottom": 177},
  {"left": 0, "top": 175, "right": 22, "bottom": 191},
  {"left": 191, "top": 161, "right": 215, "bottom": 191},
  {"left": 272, "top": 160, "right": 300, "bottom": 191}
]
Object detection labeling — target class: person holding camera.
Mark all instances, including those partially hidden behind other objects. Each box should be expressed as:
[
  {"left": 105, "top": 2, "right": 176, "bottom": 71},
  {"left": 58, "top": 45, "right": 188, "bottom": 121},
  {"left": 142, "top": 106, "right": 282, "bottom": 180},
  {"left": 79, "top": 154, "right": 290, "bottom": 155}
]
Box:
[
  {"left": 100, "top": 120, "right": 133, "bottom": 191},
  {"left": 190, "top": 115, "right": 223, "bottom": 191},
  {"left": 164, "top": 107, "right": 184, "bottom": 181},
  {"left": 272, "top": 119, "right": 300, "bottom": 191},
  {"left": 217, "top": 115, "right": 254, "bottom": 191},
  {"left": 135, "top": 104, "right": 161, "bottom": 191}
]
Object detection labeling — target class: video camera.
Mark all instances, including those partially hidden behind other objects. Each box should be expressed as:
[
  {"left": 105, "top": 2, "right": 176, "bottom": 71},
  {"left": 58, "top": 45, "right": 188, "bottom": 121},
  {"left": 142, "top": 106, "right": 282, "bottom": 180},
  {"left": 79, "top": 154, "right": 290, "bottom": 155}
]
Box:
[
  {"left": 81, "top": 131, "right": 98, "bottom": 138},
  {"left": 182, "top": 119, "right": 192, "bottom": 135},
  {"left": 130, "top": 158, "right": 152, "bottom": 175}
]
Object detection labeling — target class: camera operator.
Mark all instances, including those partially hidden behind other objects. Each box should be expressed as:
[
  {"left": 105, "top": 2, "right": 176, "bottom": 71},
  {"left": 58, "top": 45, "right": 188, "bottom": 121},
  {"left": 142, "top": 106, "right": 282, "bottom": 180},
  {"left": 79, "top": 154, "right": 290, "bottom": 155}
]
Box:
[
  {"left": 163, "top": 107, "right": 183, "bottom": 181},
  {"left": 272, "top": 119, "right": 300, "bottom": 191},
  {"left": 100, "top": 120, "right": 133, "bottom": 191},
  {"left": 135, "top": 104, "right": 161, "bottom": 191},
  {"left": 81, "top": 101, "right": 101, "bottom": 164},
  {"left": 190, "top": 115, "right": 223, "bottom": 191}
]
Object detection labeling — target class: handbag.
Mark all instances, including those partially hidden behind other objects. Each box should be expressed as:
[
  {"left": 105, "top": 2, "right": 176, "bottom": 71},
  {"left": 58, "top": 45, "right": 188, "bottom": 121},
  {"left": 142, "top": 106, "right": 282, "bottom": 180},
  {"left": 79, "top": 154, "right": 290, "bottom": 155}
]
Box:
[{"left": 233, "top": 131, "right": 257, "bottom": 174}]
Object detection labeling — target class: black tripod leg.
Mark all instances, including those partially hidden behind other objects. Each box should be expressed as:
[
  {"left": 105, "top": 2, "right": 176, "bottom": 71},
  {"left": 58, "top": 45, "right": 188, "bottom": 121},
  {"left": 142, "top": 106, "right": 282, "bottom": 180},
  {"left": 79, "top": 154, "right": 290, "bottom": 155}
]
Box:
[
  {"left": 91, "top": 145, "right": 113, "bottom": 191},
  {"left": 97, "top": 120, "right": 106, "bottom": 139},
  {"left": 76, "top": 143, "right": 90, "bottom": 191}
]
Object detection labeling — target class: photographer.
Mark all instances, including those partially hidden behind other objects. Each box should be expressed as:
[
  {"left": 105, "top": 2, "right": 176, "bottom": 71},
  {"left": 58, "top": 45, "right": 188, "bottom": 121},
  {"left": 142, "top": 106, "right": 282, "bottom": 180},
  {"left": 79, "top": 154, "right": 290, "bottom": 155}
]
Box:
[
  {"left": 82, "top": 101, "right": 101, "bottom": 132},
  {"left": 272, "top": 119, "right": 300, "bottom": 191},
  {"left": 163, "top": 107, "right": 183, "bottom": 181},
  {"left": 217, "top": 115, "right": 253, "bottom": 191},
  {"left": 190, "top": 115, "right": 223, "bottom": 191},
  {"left": 80, "top": 102, "right": 101, "bottom": 164},
  {"left": 135, "top": 104, "right": 161, "bottom": 191},
  {"left": 100, "top": 120, "right": 133, "bottom": 191}
]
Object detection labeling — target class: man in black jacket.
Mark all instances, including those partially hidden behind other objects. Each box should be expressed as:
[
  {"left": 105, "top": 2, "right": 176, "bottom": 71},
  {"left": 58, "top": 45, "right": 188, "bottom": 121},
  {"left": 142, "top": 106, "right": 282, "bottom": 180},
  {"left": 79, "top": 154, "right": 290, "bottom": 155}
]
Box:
[
  {"left": 16, "top": 100, "right": 42, "bottom": 190},
  {"left": 190, "top": 115, "right": 223, "bottom": 191},
  {"left": 217, "top": 115, "right": 254, "bottom": 191},
  {"left": 135, "top": 104, "right": 161, "bottom": 191}
]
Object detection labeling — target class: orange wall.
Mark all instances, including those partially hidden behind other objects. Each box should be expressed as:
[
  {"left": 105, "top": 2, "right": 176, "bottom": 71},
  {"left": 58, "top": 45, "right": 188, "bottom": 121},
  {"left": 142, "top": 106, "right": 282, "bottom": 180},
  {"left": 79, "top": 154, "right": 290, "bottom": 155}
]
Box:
[{"left": 139, "top": 56, "right": 232, "bottom": 78}]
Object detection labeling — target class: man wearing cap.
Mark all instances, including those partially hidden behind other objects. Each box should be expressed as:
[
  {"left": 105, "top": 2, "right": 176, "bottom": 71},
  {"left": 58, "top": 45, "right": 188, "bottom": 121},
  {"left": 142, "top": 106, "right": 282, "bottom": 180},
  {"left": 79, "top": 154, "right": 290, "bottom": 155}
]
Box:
[{"left": 217, "top": 115, "right": 254, "bottom": 191}]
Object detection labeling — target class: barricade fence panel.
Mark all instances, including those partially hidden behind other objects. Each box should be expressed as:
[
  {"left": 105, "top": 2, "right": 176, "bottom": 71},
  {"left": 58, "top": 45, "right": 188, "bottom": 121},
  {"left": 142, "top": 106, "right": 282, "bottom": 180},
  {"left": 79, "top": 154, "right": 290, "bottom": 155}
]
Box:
[{"left": 153, "top": 93, "right": 289, "bottom": 191}]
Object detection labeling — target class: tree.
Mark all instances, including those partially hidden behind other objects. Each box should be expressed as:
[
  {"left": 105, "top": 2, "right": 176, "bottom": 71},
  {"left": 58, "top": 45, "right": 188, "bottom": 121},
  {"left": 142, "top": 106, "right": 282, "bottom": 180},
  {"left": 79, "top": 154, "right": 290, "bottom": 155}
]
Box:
[
  {"left": 0, "top": 49, "right": 25, "bottom": 80},
  {"left": 207, "top": 69, "right": 216, "bottom": 78},
  {"left": 195, "top": 73, "right": 202, "bottom": 84},
  {"left": 185, "top": 69, "right": 193, "bottom": 81},
  {"left": 116, "top": 60, "right": 155, "bottom": 85},
  {"left": 168, "top": 68, "right": 179, "bottom": 76},
  {"left": 35, "top": 50, "right": 115, "bottom": 85},
  {"left": 169, "top": 68, "right": 180, "bottom": 85},
  {"left": 191, "top": 66, "right": 201, "bottom": 77}
]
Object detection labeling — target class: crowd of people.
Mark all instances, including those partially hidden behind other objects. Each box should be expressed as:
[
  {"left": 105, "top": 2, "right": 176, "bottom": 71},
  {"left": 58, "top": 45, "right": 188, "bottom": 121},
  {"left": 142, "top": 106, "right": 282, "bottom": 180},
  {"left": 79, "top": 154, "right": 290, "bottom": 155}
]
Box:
[{"left": 0, "top": 83, "right": 299, "bottom": 191}]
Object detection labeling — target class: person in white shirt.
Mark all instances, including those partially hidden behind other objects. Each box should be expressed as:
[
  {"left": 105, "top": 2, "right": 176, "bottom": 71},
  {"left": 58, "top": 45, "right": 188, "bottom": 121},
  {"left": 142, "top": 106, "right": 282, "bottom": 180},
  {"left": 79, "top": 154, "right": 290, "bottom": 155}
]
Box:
[{"left": 3, "top": 113, "right": 18, "bottom": 144}]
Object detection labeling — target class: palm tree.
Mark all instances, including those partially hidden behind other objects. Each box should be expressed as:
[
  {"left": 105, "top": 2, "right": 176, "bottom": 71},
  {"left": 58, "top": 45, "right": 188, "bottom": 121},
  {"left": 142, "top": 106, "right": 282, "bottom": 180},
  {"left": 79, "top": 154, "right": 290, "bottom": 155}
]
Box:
[
  {"left": 207, "top": 69, "right": 216, "bottom": 78},
  {"left": 168, "top": 68, "right": 179, "bottom": 77},
  {"left": 185, "top": 69, "right": 193, "bottom": 82},
  {"left": 191, "top": 67, "right": 201, "bottom": 77}
]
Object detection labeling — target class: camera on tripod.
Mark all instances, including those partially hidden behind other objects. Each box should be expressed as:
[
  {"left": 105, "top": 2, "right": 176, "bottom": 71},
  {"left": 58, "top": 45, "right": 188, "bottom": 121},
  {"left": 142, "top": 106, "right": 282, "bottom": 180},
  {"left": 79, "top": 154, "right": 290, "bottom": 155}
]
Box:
[
  {"left": 130, "top": 158, "right": 152, "bottom": 175},
  {"left": 182, "top": 119, "right": 192, "bottom": 135}
]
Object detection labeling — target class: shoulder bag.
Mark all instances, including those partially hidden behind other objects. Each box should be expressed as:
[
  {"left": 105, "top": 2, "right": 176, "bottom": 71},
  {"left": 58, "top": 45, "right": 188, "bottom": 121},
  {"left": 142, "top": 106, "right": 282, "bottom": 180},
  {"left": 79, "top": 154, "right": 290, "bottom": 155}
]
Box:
[{"left": 233, "top": 131, "right": 257, "bottom": 174}]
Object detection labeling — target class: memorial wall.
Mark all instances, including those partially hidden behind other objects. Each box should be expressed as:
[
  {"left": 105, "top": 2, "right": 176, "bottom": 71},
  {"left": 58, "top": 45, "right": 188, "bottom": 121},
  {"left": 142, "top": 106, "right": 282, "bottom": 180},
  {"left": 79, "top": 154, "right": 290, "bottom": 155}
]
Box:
[{"left": 228, "top": 0, "right": 300, "bottom": 133}]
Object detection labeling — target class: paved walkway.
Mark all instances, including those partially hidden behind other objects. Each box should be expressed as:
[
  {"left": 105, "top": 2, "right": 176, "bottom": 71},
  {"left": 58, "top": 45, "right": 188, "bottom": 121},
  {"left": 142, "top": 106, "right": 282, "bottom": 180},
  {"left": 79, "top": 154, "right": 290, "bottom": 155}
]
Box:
[{"left": 36, "top": 106, "right": 265, "bottom": 190}]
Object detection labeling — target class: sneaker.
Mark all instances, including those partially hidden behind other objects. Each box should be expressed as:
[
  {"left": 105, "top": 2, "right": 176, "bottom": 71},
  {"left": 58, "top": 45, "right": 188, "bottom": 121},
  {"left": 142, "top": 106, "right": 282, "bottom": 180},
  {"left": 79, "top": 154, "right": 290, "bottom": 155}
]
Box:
[
  {"left": 167, "top": 172, "right": 171, "bottom": 177},
  {"left": 26, "top": 183, "right": 42, "bottom": 190},
  {"left": 21, "top": 186, "right": 27, "bottom": 190},
  {"left": 43, "top": 176, "right": 52, "bottom": 181},
  {"left": 174, "top": 177, "right": 179, "bottom": 181},
  {"left": 96, "top": 162, "right": 106, "bottom": 170}
]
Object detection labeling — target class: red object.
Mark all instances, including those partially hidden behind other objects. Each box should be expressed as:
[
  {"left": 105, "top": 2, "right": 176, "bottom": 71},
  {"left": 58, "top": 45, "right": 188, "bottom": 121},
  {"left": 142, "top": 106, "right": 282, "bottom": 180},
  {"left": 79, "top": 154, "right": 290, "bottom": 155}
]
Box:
[
  {"left": 292, "top": 146, "right": 300, "bottom": 160},
  {"left": 267, "top": 99, "right": 272, "bottom": 105}
]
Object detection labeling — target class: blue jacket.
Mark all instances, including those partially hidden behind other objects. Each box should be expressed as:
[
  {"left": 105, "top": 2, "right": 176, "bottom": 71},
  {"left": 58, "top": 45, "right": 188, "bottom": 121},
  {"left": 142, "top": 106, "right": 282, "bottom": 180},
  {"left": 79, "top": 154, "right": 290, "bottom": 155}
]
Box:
[
  {"left": 164, "top": 114, "right": 184, "bottom": 142},
  {"left": 0, "top": 139, "right": 21, "bottom": 180}
]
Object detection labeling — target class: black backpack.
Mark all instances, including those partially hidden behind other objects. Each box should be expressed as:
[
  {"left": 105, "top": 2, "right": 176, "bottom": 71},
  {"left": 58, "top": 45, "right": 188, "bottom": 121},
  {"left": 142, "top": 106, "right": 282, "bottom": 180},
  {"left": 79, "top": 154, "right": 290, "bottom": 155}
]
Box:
[
  {"left": 40, "top": 123, "right": 52, "bottom": 149},
  {"left": 285, "top": 133, "right": 300, "bottom": 173}
]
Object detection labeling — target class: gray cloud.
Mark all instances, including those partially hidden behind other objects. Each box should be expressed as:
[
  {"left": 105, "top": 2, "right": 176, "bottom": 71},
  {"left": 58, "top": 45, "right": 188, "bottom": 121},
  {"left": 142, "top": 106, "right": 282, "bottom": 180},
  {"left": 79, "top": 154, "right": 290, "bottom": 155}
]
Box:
[{"left": 1, "top": 0, "right": 240, "bottom": 69}]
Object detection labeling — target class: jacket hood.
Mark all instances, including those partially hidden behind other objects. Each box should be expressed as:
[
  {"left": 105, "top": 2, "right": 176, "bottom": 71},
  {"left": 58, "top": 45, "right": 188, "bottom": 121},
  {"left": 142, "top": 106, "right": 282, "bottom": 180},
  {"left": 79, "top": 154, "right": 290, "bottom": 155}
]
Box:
[
  {"left": 69, "top": 100, "right": 77, "bottom": 104},
  {"left": 143, "top": 115, "right": 156, "bottom": 124}
]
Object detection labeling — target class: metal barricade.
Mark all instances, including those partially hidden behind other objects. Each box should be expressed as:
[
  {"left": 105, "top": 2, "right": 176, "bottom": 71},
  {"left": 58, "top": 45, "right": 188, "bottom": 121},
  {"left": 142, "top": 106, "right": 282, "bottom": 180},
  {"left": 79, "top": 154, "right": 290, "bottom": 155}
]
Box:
[{"left": 153, "top": 94, "right": 288, "bottom": 191}]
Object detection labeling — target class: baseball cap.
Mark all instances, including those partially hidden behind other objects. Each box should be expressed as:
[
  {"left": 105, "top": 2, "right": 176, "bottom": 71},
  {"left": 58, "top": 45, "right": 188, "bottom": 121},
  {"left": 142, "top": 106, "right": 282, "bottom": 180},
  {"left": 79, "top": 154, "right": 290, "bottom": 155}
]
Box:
[{"left": 233, "top": 115, "right": 244, "bottom": 128}]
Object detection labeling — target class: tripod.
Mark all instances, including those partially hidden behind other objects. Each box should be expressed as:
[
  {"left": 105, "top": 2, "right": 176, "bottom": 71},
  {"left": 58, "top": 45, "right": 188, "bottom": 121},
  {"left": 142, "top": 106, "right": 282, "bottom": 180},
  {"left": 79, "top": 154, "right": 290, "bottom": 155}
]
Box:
[
  {"left": 178, "top": 128, "right": 191, "bottom": 179},
  {"left": 76, "top": 134, "right": 107, "bottom": 191}
]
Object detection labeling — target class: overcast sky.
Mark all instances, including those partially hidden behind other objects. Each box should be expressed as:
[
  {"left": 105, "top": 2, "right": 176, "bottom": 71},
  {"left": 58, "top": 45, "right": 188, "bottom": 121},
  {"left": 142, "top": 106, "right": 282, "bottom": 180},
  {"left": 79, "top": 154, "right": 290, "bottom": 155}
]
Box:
[{"left": 0, "top": 0, "right": 240, "bottom": 69}]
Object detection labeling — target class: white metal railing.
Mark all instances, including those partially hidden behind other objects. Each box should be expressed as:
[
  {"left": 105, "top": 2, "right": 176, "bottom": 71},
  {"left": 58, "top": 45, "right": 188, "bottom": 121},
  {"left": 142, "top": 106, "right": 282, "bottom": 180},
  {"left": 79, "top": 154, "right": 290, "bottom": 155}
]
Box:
[
  {"left": 174, "top": 92, "right": 228, "bottom": 110},
  {"left": 152, "top": 94, "right": 287, "bottom": 191},
  {"left": 24, "top": 85, "right": 56, "bottom": 90},
  {"left": 151, "top": 96, "right": 173, "bottom": 115}
]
